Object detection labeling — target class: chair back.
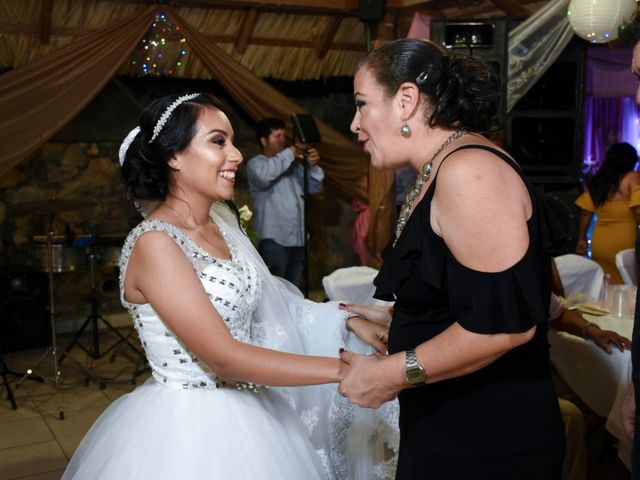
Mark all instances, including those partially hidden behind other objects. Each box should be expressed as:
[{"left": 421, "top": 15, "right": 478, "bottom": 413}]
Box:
[
  {"left": 615, "top": 248, "right": 637, "bottom": 285},
  {"left": 554, "top": 254, "right": 605, "bottom": 301},
  {"left": 322, "top": 266, "right": 381, "bottom": 305}
]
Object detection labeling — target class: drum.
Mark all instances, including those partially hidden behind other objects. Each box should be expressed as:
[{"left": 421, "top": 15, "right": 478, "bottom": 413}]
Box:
[
  {"left": 97, "top": 234, "right": 126, "bottom": 270},
  {"left": 29, "top": 243, "right": 84, "bottom": 273}
]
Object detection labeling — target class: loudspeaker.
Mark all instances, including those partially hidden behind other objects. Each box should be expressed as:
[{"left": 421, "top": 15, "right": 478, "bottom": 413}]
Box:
[
  {"left": 290, "top": 114, "right": 322, "bottom": 144},
  {"left": 357, "top": 0, "right": 386, "bottom": 22},
  {"left": 431, "top": 18, "right": 508, "bottom": 129},
  {"left": 507, "top": 37, "right": 586, "bottom": 184},
  {"left": 0, "top": 272, "right": 50, "bottom": 353}
]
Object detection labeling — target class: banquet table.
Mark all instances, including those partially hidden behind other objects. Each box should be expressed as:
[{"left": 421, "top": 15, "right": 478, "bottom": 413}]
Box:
[{"left": 549, "top": 314, "right": 633, "bottom": 468}]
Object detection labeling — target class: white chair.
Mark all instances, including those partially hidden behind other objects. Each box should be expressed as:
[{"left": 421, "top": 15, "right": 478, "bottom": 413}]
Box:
[
  {"left": 615, "top": 248, "right": 637, "bottom": 285},
  {"left": 322, "top": 266, "right": 386, "bottom": 305},
  {"left": 554, "top": 254, "right": 605, "bottom": 301}
]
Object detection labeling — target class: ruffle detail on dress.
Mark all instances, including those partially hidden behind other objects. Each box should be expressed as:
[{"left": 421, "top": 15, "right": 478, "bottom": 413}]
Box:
[
  {"left": 446, "top": 250, "right": 548, "bottom": 334},
  {"left": 630, "top": 185, "right": 640, "bottom": 207},
  {"left": 374, "top": 204, "right": 445, "bottom": 301},
  {"left": 574, "top": 191, "right": 595, "bottom": 212}
]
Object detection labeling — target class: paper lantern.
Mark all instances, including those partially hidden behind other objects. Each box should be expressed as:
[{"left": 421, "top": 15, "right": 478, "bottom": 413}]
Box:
[{"left": 568, "top": 0, "right": 637, "bottom": 43}]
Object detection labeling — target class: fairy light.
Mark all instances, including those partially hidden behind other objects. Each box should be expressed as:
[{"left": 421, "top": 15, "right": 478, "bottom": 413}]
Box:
[{"left": 130, "top": 12, "right": 189, "bottom": 77}]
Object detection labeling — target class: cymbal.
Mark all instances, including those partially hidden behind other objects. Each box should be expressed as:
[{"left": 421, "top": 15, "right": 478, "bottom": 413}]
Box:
[{"left": 13, "top": 198, "right": 97, "bottom": 214}]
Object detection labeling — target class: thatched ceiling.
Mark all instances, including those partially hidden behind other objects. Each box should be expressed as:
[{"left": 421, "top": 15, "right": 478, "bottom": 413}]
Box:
[{"left": 0, "top": 0, "right": 552, "bottom": 80}]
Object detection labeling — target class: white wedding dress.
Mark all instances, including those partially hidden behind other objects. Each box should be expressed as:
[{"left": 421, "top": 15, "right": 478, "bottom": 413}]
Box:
[{"left": 62, "top": 204, "right": 398, "bottom": 480}]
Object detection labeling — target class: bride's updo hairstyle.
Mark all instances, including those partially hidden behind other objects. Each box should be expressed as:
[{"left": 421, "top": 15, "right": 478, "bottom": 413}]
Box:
[
  {"left": 358, "top": 38, "right": 500, "bottom": 134},
  {"left": 121, "top": 92, "right": 225, "bottom": 202}
]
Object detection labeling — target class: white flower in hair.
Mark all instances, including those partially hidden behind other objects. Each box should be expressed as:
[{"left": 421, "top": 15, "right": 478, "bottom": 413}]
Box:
[
  {"left": 149, "top": 93, "right": 200, "bottom": 143},
  {"left": 119, "top": 126, "right": 141, "bottom": 166}
]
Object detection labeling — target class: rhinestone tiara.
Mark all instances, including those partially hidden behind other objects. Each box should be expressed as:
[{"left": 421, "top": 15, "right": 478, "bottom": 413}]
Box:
[
  {"left": 119, "top": 126, "right": 141, "bottom": 166},
  {"left": 149, "top": 93, "right": 200, "bottom": 143}
]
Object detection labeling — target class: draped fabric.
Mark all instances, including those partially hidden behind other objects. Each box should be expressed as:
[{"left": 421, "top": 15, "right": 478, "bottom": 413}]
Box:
[
  {"left": 0, "top": 6, "right": 157, "bottom": 176},
  {"left": 507, "top": 0, "right": 573, "bottom": 112},
  {"left": 582, "top": 97, "right": 640, "bottom": 175},
  {"left": 0, "top": 6, "right": 368, "bottom": 204}
]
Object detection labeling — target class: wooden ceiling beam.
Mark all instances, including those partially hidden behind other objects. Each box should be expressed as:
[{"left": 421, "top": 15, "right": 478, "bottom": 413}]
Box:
[
  {"left": 165, "top": 0, "right": 360, "bottom": 15},
  {"left": 316, "top": 16, "right": 342, "bottom": 60},
  {"left": 0, "top": 21, "right": 366, "bottom": 51},
  {"left": 487, "top": 0, "right": 529, "bottom": 16},
  {"left": 39, "top": 0, "right": 53, "bottom": 44},
  {"left": 234, "top": 7, "right": 259, "bottom": 54}
]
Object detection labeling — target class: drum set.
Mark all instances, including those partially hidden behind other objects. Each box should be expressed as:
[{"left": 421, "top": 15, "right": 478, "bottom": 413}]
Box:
[{"left": 2, "top": 198, "right": 144, "bottom": 418}]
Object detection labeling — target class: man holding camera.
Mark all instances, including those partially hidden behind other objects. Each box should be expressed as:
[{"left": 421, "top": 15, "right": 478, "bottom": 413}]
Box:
[{"left": 246, "top": 117, "right": 324, "bottom": 287}]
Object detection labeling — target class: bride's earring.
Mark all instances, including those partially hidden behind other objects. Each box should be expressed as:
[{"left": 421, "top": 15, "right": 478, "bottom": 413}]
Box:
[{"left": 401, "top": 119, "right": 411, "bottom": 137}]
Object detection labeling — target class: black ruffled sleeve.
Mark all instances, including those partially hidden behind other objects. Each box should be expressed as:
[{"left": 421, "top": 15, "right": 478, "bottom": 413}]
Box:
[{"left": 446, "top": 251, "right": 549, "bottom": 334}]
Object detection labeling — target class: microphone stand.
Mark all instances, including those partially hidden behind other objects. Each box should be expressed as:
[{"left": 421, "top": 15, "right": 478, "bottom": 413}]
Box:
[{"left": 302, "top": 147, "right": 310, "bottom": 298}]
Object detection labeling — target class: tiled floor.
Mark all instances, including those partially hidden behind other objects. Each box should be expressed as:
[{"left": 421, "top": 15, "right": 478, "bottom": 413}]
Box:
[
  {"left": 0, "top": 328, "right": 633, "bottom": 480},
  {"left": 0, "top": 331, "right": 144, "bottom": 480}
]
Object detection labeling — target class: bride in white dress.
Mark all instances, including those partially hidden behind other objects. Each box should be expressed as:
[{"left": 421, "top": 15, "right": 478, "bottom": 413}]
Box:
[{"left": 61, "top": 93, "right": 398, "bottom": 480}]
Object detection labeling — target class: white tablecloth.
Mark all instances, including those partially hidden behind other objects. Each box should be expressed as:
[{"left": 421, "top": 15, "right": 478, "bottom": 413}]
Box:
[{"left": 549, "top": 315, "right": 632, "bottom": 468}]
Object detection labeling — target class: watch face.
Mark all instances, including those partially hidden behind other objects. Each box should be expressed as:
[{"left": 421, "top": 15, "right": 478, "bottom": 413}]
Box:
[{"left": 406, "top": 368, "right": 425, "bottom": 384}]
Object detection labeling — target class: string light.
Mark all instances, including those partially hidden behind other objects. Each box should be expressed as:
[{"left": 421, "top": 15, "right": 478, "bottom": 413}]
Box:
[{"left": 130, "top": 12, "right": 189, "bottom": 77}]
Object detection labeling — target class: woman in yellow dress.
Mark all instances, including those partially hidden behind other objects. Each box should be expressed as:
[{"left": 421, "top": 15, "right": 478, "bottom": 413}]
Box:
[{"left": 575, "top": 142, "right": 640, "bottom": 284}]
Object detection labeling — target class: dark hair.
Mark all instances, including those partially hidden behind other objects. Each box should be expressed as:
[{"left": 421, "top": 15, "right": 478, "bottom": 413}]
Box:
[
  {"left": 588, "top": 142, "right": 638, "bottom": 207},
  {"left": 358, "top": 38, "right": 500, "bottom": 133},
  {"left": 255, "top": 117, "right": 285, "bottom": 146},
  {"left": 120, "top": 92, "right": 225, "bottom": 203},
  {"left": 619, "top": 8, "right": 640, "bottom": 45}
]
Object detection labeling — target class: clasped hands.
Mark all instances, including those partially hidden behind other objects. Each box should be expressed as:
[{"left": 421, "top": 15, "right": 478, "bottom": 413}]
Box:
[{"left": 338, "top": 303, "right": 405, "bottom": 409}]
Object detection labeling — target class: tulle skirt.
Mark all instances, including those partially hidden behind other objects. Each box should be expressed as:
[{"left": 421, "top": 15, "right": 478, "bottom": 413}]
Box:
[{"left": 62, "top": 378, "right": 325, "bottom": 480}]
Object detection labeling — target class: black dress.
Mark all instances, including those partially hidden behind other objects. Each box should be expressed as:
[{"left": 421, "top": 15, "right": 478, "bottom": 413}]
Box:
[{"left": 375, "top": 145, "right": 566, "bottom": 479}]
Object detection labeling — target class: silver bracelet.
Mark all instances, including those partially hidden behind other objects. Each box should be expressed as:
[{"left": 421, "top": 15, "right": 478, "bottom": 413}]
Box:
[{"left": 581, "top": 322, "right": 600, "bottom": 339}]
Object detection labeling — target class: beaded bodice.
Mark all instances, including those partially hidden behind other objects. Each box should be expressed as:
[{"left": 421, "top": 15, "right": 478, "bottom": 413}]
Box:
[{"left": 119, "top": 220, "right": 262, "bottom": 390}]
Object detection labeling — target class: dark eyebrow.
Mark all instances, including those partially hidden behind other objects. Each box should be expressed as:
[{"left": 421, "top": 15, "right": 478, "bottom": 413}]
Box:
[{"left": 206, "top": 129, "right": 227, "bottom": 136}]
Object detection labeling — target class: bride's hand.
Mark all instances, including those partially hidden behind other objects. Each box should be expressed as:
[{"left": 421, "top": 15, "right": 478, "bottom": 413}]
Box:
[
  {"left": 339, "top": 303, "right": 393, "bottom": 328},
  {"left": 346, "top": 315, "right": 388, "bottom": 354}
]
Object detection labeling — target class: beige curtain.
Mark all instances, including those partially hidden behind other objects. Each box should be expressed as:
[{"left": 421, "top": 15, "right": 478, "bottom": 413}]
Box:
[
  {"left": 0, "top": 6, "right": 158, "bottom": 175},
  {"left": 0, "top": 5, "right": 394, "bottom": 260}
]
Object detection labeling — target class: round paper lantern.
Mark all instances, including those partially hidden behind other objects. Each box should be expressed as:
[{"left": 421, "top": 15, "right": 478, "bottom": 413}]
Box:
[{"left": 568, "top": 0, "right": 637, "bottom": 43}]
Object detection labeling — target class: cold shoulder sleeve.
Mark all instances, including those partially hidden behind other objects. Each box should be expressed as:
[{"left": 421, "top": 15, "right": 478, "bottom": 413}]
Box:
[
  {"left": 445, "top": 251, "right": 550, "bottom": 334},
  {"left": 629, "top": 185, "right": 640, "bottom": 208},
  {"left": 575, "top": 192, "right": 595, "bottom": 212}
]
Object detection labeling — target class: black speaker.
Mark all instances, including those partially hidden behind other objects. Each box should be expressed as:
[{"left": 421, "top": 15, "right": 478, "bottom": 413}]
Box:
[
  {"left": 0, "top": 272, "right": 50, "bottom": 353},
  {"left": 507, "top": 37, "right": 586, "bottom": 184},
  {"left": 357, "top": 0, "right": 386, "bottom": 22},
  {"left": 431, "top": 18, "right": 508, "bottom": 129},
  {"left": 290, "top": 114, "right": 322, "bottom": 144}
]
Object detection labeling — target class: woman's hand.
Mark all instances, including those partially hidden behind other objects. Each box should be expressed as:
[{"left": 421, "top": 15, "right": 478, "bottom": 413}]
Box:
[
  {"left": 586, "top": 326, "right": 631, "bottom": 354},
  {"left": 339, "top": 303, "right": 393, "bottom": 327},
  {"left": 575, "top": 238, "right": 587, "bottom": 255},
  {"left": 338, "top": 350, "right": 404, "bottom": 408},
  {"left": 346, "top": 316, "right": 388, "bottom": 354}
]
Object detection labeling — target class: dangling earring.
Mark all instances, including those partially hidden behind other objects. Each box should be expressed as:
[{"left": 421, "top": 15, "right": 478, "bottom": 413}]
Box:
[{"left": 401, "top": 119, "right": 411, "bottom": 137}]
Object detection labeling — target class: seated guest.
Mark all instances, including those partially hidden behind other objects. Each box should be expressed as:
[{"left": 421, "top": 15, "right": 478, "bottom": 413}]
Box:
[{"left": 549, "top": 292, "right": 631, "bottom": 354}]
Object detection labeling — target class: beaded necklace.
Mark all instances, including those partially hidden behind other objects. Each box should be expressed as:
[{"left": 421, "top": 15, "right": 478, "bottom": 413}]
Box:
[{"left": 393, "top": 128, "right": 465, "bottom": 246}]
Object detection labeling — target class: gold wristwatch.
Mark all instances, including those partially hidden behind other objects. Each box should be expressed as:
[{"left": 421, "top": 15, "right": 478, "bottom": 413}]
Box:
[{"left": 404, "top": 349, "right": 426, "bottom": 386}]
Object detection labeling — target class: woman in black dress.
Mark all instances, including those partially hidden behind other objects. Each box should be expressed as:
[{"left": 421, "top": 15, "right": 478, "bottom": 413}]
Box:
[{"left": 338, "top": 39, "right": 565, "bottom": 479}]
